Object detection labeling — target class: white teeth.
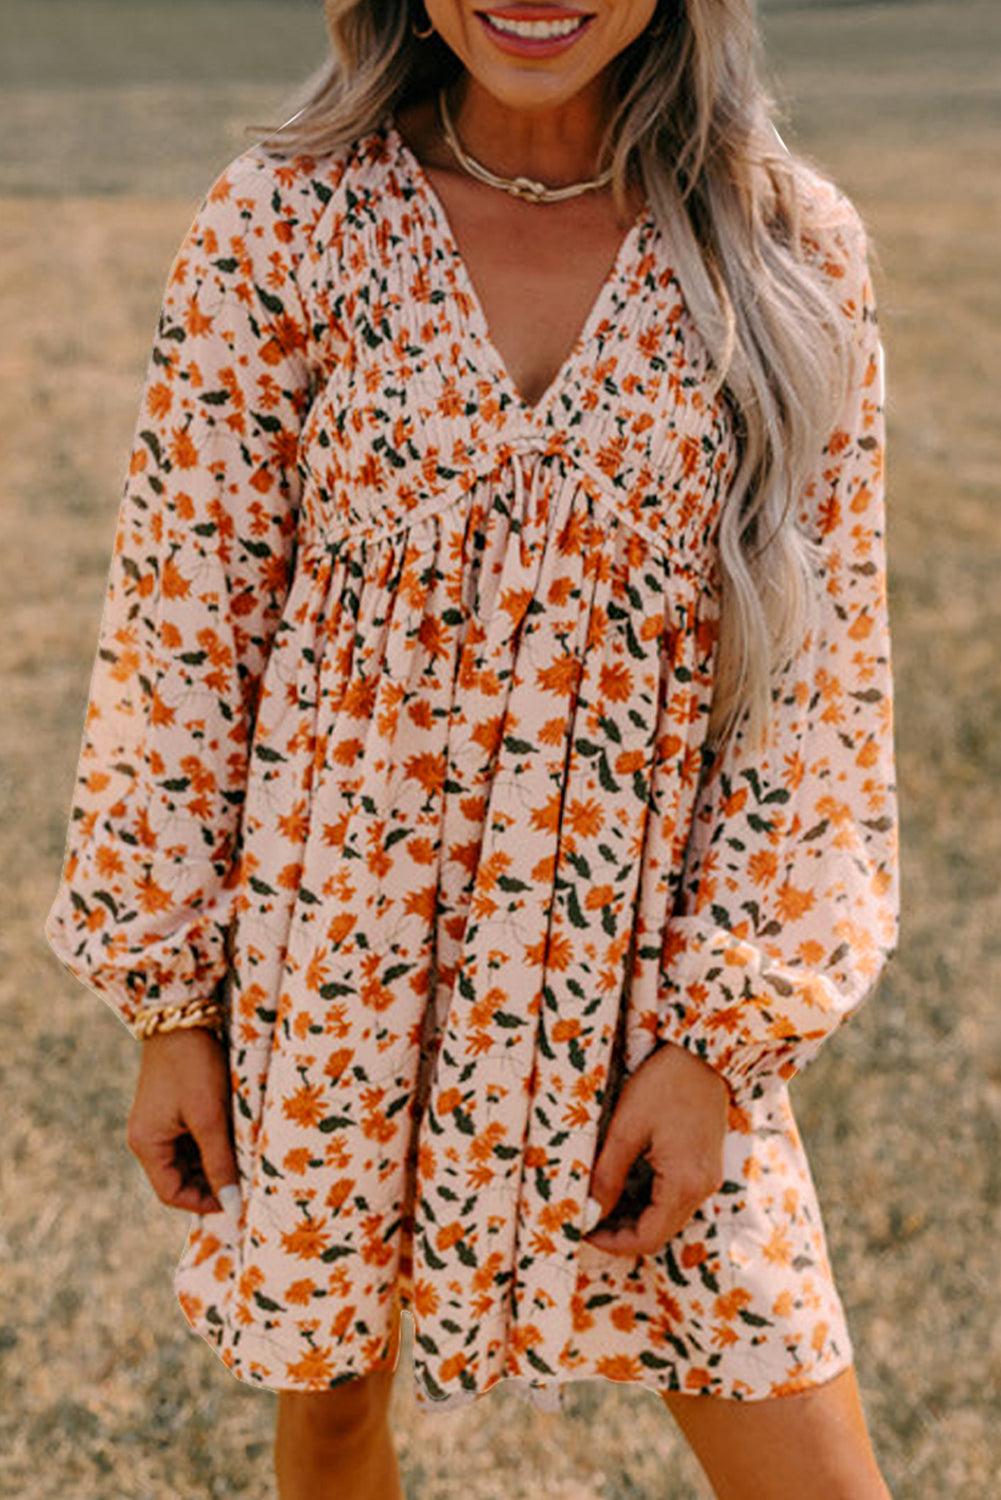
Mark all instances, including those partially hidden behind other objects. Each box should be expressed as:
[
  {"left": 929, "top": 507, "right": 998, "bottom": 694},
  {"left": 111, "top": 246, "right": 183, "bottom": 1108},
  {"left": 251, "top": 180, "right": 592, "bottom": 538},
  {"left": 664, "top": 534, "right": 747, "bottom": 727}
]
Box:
[{"left": 484, "top": 13, "right": 589, "bottom": 39}]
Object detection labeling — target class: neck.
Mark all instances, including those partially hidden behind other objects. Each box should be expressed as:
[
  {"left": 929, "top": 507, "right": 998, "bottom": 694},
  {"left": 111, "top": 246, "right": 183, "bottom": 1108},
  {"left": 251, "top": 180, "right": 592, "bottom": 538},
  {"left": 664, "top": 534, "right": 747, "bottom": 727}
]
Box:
[{"left": 446, "top": 73, "right": 613, "bottom": 186}]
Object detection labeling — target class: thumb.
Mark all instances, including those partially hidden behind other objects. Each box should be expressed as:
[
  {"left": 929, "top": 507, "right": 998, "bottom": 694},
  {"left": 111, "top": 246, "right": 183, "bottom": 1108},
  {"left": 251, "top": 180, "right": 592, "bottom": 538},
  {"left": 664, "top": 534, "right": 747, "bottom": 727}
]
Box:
[
  {"left": 187, "top": 1099, "right": 241, "bottom": 1218},
  {"left": 585, "top": 1103, "right": 650, "bottom": 1230}
]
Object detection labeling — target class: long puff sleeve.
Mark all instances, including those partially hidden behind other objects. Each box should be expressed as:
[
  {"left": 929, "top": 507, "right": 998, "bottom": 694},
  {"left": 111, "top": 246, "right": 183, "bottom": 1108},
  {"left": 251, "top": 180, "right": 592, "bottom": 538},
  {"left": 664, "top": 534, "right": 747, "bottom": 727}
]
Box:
[
  {"left": 44, "top": 149, "right": 315, "bottom": 1039},
  {"left": 657, "top": 204, "right": 900, "bottom": 1115}
]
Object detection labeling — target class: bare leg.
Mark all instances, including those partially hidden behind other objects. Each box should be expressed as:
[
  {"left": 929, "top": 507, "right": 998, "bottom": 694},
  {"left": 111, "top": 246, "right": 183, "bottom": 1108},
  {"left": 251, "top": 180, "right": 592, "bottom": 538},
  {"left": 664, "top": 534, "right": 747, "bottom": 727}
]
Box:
[
  {"left": 273, "top": 1311, "right": 403, "bottom": 1500},
  {"left": 660, "top": 1365, "right": 893, "bottom": 1500}
]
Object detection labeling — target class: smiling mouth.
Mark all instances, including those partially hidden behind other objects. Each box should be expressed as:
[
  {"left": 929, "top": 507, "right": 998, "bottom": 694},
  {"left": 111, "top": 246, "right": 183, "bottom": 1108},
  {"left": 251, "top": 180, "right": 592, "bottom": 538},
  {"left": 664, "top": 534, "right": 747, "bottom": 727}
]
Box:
[{"left": 475, "top": 9, "right": 596, "bottom": 44}]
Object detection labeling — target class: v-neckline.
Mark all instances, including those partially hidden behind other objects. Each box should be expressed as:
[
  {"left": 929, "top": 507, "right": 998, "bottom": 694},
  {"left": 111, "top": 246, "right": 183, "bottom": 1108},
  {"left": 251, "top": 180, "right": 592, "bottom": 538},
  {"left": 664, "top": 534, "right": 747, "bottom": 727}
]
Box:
[{"left": 384, "top": 114, "right": 652, "bottom": 424}]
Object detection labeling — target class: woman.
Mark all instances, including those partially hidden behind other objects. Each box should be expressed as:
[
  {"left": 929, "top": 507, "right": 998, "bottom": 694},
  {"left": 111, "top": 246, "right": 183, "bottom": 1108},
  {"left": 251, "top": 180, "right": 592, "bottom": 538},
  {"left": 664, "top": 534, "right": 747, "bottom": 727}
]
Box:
[{"left": 45, "top": 0, "right": 900, "bottom": 1495}]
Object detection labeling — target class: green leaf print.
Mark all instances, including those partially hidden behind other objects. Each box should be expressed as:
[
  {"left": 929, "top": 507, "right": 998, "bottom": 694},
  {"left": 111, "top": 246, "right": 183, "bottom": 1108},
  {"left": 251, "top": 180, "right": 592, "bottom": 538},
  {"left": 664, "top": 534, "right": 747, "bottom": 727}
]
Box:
[
  {"left": 664, "top": 1242, "right": 689, "bottom": 1288},
  {"left": 597, "top": 751, "right": 620, "bottom": 794},
  {"left": 255, "top": 285, "right": 285, "bottom": 317},
  {"left": 565, "top": 886, "right": 588, "bottom": 929},
  {"left": 737, "top": 1309, "right": 774, "bottom": 1328}
]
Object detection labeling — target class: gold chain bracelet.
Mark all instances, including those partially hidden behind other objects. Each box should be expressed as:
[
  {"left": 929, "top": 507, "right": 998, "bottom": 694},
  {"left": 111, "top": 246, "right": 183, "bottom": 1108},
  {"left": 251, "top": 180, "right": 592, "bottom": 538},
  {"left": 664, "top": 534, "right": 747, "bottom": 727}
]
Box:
[{"left": 133, "top": 997, "right": 227, "bottom": 1041}]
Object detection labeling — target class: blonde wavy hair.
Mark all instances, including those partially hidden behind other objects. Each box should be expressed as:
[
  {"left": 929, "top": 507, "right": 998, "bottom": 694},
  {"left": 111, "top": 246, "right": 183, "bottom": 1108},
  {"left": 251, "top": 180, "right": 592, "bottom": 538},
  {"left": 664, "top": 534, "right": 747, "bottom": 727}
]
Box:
[{"left": 245, "top": 0, "right": 867, "bottom": 757}]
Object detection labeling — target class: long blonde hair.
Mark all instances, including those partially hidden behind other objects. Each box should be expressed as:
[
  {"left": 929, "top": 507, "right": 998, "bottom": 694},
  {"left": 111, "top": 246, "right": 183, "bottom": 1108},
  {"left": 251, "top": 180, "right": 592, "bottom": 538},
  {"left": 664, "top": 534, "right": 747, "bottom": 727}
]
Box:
[{"left": 243, "top": 0, "right": 866, "bottom": 756}]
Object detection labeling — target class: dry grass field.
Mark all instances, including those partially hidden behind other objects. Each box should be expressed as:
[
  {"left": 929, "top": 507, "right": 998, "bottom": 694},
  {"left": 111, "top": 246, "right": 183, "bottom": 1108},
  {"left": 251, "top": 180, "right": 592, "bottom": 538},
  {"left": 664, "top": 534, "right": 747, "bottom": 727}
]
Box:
[{"left": 1, "top": 2, "right": 999, "bottom": 1495}]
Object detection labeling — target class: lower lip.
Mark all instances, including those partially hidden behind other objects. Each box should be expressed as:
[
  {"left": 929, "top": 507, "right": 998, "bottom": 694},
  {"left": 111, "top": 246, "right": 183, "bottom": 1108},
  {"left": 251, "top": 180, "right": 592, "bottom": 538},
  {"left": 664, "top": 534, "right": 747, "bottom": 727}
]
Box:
[{"left": 475, "top": 12, "right": 595, "bottom": 57}]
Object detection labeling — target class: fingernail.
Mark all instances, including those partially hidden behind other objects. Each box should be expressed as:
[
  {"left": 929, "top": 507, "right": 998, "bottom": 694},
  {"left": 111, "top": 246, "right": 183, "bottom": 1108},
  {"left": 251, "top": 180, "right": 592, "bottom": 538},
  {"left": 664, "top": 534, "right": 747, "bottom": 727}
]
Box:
[
  {"left": 582, "top": 1195, "right": 604, "bottom": 1235},
  {"left": 217, "top": 1183, "right": 243, "bottom": 1222}
]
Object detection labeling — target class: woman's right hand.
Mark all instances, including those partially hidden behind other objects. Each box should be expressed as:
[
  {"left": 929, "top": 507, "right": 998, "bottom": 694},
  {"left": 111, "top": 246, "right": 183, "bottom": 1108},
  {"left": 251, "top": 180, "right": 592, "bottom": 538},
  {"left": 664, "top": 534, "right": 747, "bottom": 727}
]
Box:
[{"left": 127, "top": 1027, "right": 240, "bottom": 1216}]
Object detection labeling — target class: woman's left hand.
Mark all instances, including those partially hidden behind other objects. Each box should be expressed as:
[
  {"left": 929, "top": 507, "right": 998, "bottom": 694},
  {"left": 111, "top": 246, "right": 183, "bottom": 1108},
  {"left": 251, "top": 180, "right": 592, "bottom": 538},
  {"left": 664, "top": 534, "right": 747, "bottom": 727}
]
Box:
[{"left": 584, "top": 1041, "right": 732, "bottom": 1257}]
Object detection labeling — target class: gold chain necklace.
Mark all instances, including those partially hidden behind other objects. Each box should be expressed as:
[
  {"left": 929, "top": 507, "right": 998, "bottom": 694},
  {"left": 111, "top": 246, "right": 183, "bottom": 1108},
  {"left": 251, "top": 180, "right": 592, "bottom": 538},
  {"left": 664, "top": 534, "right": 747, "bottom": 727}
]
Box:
[{"left": 436, "top": 84, "right": 614, "bottom": 204}]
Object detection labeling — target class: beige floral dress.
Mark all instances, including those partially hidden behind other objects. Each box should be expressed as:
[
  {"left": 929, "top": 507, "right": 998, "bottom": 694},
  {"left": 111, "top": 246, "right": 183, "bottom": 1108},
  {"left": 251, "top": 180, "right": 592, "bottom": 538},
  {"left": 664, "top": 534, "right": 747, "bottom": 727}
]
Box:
[{"left": 44, "top": 116, "right": 899, "bottom": 1416}]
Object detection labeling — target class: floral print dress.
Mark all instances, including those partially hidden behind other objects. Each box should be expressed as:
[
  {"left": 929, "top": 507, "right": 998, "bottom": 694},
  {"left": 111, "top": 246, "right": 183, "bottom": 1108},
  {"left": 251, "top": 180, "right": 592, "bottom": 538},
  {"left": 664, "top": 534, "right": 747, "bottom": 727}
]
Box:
[{"left": 44, "top": 117, "right": 899, "bottom": 1416}]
